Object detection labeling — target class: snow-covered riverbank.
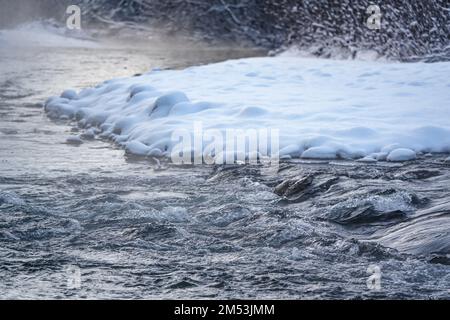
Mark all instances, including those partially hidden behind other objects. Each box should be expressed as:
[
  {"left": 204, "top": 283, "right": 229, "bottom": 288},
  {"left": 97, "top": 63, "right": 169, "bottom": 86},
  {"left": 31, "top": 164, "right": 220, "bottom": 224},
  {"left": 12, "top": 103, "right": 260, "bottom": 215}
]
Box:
[{"left": 45, "top": 56, "right": 450, "bottom": 162}]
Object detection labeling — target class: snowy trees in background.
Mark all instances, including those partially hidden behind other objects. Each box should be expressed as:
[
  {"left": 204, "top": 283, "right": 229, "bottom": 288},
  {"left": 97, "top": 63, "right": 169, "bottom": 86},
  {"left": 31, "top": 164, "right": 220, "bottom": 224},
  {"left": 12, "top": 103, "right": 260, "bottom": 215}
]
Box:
[
  {"left": 77, "top": 0, "right": 449, "bottom": 61},
  {"left": 1, "top": 0, "right": 449, "bottom": 61}
]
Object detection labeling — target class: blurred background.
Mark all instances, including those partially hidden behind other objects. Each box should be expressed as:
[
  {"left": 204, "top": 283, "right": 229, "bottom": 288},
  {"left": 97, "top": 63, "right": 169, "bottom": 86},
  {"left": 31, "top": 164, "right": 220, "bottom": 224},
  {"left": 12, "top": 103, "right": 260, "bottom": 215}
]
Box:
[{"left": 0, "top": 0, "right": 449, "bottom": 61}]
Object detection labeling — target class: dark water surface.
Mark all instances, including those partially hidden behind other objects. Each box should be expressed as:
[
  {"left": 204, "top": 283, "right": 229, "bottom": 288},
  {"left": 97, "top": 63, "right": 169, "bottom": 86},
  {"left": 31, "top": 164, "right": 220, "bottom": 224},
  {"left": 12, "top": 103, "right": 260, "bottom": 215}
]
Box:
[{"left": 0, "top": 40, "right": 449, "bottom": 299}]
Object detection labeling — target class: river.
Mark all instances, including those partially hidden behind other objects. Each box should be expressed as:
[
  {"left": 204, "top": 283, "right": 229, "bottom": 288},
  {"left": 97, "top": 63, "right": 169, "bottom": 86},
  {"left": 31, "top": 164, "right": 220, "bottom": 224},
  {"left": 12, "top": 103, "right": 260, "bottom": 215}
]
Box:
[{"left": 0, "top": 34, "right": 449, "bottom": 299}]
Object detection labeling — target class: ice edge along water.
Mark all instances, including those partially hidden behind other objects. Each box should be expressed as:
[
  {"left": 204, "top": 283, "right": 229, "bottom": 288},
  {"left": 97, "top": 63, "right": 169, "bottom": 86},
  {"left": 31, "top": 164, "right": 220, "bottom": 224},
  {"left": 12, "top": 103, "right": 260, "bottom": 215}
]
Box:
[{"left": 44, "top": 56, "right": 450, "bottom": 162}]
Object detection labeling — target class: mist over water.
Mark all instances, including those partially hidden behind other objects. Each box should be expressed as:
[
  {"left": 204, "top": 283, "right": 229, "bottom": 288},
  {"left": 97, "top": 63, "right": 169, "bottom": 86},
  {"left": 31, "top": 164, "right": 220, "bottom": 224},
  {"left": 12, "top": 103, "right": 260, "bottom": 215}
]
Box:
[
  {"left": 0, "top": 0, "right": 73, "bottom": 28},
  {"left": 70, "top": 0, "right": 450, "bottom": 61},
  {"left": 2, "top": 0, "right": 449, "bottom": 60}
]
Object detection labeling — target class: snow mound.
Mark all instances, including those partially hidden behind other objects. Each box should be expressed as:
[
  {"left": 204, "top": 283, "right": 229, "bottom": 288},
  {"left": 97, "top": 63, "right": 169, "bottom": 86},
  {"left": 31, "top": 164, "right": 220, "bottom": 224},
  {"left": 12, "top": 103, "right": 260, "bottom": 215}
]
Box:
[
  {"left": 387, "top": 148, "right": 417, "bottom": 162},
  {"left": 45, "top": 57, "right": 450, "bottom": 162}
]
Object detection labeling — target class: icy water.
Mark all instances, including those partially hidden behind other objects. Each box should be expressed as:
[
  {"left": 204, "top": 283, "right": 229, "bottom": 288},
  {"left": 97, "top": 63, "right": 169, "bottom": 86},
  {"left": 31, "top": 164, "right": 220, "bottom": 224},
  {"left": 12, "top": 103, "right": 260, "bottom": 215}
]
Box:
[{"left": 0, "top": 41, "right": 449, "bottom": 299}]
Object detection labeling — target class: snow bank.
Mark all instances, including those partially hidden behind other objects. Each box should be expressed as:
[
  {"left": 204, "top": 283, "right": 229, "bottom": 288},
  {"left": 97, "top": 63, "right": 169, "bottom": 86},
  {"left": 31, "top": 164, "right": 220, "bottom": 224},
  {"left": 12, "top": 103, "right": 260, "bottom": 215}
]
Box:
[{"left": 45, "top": 57, "right": 450, "bottom": 162}]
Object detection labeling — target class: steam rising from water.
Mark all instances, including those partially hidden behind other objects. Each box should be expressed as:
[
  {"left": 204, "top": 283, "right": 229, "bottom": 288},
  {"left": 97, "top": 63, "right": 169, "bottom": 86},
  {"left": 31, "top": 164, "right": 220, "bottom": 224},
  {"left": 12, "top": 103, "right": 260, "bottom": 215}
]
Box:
[
  {"left": 0, "top": 0, "right": 73, "bottom": 28},
  {"left": 2, "top": 1, "right": 448, "bottom": 61}
]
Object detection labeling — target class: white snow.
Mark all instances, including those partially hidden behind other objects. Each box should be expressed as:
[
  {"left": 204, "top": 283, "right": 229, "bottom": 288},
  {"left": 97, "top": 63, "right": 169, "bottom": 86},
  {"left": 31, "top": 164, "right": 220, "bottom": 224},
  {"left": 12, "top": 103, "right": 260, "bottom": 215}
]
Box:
[
  {"left": 301, "top": 146, "right": 338, "bottom": 159},
  {"left": 45, "top": 56, "right": 450, "bottom": 162},
  {"left": 386, "top": 148, "right": 417, "bottom": 162}
]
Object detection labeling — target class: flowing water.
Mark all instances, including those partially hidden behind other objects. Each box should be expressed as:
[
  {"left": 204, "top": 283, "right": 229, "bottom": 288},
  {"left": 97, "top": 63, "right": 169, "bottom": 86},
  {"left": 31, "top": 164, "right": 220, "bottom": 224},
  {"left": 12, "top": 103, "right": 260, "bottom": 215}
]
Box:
[{"left": 0, "top": 35, "right": 449, "bottom": 299}]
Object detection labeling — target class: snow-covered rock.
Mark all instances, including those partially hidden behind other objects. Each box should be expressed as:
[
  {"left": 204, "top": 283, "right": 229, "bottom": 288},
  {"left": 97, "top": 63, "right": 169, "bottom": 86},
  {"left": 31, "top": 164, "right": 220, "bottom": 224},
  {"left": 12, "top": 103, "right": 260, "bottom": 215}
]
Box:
[
  {"left": 279, "top": 144, "right": 303, "bottom": 158},
  {"left": 61, "top": 89, "right": 78, "bottom": 100},
  {"left": 387, "top": 148, "right": 417, "bottom": 162}
]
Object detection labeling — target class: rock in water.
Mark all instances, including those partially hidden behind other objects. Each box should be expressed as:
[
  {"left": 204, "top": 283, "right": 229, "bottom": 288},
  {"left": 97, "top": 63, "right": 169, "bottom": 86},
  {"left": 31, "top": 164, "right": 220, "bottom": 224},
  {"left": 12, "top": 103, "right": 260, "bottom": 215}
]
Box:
[{"left": 275, "top": 175, "right": 313, "bottom": 197}]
